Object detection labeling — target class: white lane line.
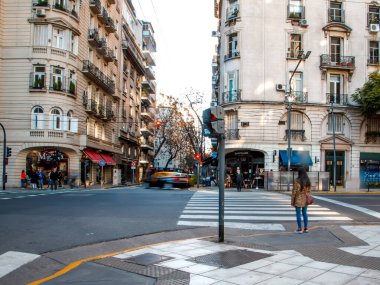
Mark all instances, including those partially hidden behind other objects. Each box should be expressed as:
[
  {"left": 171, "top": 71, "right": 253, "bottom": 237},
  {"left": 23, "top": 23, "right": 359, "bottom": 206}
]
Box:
[
  {"left": 177, "top": 221, "right": 285, "bottom": 231},
  {"left": 182, "top": 210, "right": 341, "bottom": 215},
  {"left": 14, "top": 196, "right": 26, "bottom": 198},
  {"left": 179, "top": 215, "right": 352, "bottom": 221},
  {"left": 315, "top": 196, "right": 380, "bottom": 219},
  {"left": 185, "top": 207, "right": 330, "bottom": 210},
  {"left": 0, "top": 198, "right": 11, "bottom": 200},
  {"left": 0, "top": 251, "right": 39, "bottom": 278},
  {"left": 187, "top": 204, "right": 295, "bottom": 207}
]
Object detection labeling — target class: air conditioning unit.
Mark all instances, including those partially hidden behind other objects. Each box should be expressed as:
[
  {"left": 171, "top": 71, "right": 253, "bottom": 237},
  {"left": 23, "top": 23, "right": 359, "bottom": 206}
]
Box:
[
  {"left": 300, "top": 19, "right": 308, "bottom": 27},
  {"left": 370, "top": 23, "right": 380, "bottom": 33},
  {"left": 211, "top": 31, "right": 220, "bottom": 37},
  {"left": 276, "top": 84, "right": 286, "bottom": 92},
  {"left": 35, "top": 8, "right": 46, "bottom": 17}
]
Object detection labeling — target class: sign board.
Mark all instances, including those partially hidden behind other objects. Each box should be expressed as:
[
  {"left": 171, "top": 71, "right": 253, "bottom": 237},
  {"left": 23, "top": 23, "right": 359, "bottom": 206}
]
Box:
[
  {"left": 99, "top": 160, "right": 106, "bottom": 166},
  {"left": 211, "top": 152, "right": 218, "bottom": 159},
  {"left": 131, "top": 161, "right": 136, "bottom": 167},
  {"left": 131, "top": 166, "right": 136, "bottom": 170}
]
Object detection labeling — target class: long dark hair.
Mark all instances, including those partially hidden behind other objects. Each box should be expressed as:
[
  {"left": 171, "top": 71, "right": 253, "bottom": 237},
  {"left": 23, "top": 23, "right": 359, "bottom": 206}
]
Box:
[{"left": 298, "top": 167, "right": 310, "bottom": 191}]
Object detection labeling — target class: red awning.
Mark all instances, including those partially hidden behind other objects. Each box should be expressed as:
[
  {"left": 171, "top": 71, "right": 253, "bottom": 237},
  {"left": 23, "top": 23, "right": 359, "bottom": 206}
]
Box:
[
  {"left": 83, "top": 149, "right": 103, "bottom": 164},
  {"left": 100, "top": 153, "right": 116, "bottom": 166}
]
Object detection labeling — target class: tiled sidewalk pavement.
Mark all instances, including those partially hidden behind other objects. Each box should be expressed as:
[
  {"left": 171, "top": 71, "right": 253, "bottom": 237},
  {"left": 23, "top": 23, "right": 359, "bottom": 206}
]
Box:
[{"left": 112, "top": 227, "right": 380, "bottom": 285}]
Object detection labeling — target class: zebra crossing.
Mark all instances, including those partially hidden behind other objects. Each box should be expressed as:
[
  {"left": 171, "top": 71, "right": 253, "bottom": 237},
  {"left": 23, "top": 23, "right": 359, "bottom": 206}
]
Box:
[
  {"left": 0, "top": 190, "right": 81, "bottom": 200},
  {"left": 177, "top": 191, "right": 352, "bottom": 231}
]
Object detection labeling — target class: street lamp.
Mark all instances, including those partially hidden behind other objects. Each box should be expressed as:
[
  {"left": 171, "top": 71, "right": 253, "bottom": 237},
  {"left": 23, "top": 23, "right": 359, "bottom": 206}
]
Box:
[{"left": 286, "top": 50, "right": 311, "bottom": 192}]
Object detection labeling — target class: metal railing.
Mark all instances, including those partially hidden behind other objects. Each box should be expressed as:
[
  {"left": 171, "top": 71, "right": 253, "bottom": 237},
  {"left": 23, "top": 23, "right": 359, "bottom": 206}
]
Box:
[
  {"left": 226, "top": 4, "right": 240, "bottom": 22},
  {"left": 264, "top": 171, "right": 330, "bottom": 191},
  {"left": 328, "top": 8, "right": 345, "bottom": 23},
  {"left": 326, "top": 93, "right": 349, "bottom": 105},
  {"left": 368, "top": 57, "right": 380, "bottom": 65},
  {"left": 320, "top": 54, "right": 355, "bottom": 69},
  {"left": 226, "top": 129, "right": 240, "bottom": 140},
  {"left": 82, "top": 60, "right": 115, "bottom": 94},
  {"left": 85, "top": 99, "right": 97, "bottom": 113},
  {"left": 222, "top": 89, "right": 241, "bottom": 104},
  {"left": 284, "top": 129, "right": 306, "bottom": 141},
  {"left": 89, "top": 0, "right": 101, "bottom": 13},
  {"left": 224, "top": 51, "right": 240, "bottom": 61},
  {"left": 88, "top": 29, "right": 99, "bottom": 45},
  {"left": 291, "top": 91, "right": 308, "bottom": 103}
]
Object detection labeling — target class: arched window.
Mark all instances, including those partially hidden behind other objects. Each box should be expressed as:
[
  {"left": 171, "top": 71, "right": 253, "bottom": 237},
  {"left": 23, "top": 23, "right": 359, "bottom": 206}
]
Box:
[
  {"left": 31, "top": 106, "right": 44, "bottom": 129},
  {"left": 50, "top": 108, "right": 62, "bottom": 130}
]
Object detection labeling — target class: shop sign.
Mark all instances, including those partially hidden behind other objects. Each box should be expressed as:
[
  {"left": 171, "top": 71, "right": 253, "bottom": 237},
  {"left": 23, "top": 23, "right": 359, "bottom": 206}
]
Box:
[
  {"left": 38, "top": 150, "right": 64, "bottom": 162},
  {"left": 235, "top": 152, "right": 249, "bottom": 156}
]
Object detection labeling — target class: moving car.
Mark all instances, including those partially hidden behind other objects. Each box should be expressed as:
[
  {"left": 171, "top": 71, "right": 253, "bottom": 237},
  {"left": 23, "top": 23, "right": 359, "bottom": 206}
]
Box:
[{"left": 144, "top": 172, "right": 190, "bottom": 189}]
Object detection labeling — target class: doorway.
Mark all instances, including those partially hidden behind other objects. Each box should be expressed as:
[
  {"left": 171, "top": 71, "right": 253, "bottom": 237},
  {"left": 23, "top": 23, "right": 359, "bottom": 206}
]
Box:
[{"left": 325, "top": 150, "right": 345, "bottom": 186}]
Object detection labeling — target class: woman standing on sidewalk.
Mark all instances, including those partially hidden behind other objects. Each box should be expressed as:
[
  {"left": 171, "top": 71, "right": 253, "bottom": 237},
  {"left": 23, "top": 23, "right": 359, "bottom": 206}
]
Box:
[{"left": 291, "top": 167, "right": 311, "bottom": 234}]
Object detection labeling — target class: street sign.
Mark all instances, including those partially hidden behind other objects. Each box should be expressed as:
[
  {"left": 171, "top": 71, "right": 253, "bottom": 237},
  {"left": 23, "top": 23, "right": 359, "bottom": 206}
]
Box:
[
  {"left": 131, "top": 167, "right": 136, "bottom": 170},
  {"left": 131, "top": 161, "right": 136, "bottom": 167},
  {"left": 211, "top": 152, "right": 218, "bottom": 159},
  {"left": 99, "top": 160, "right": 105, "bottom": 166}
]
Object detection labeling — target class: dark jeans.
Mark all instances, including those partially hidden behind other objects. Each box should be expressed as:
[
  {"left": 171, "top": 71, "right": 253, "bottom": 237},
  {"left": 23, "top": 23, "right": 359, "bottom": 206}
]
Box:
[
  {"left": 237, "top": 181, "right": 242, "bottom": 192},
  {"left": 50, "top": 180, "right": 58, "bottom": 190},
  {"left": 295, "top": 207, "right": 308, "bottom": 229}
]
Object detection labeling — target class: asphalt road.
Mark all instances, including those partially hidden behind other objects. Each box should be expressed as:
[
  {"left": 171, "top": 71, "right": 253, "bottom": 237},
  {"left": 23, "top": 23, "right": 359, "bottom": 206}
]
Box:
[{"left": 0, "top": 187, "right": 194, "bottom": 255}]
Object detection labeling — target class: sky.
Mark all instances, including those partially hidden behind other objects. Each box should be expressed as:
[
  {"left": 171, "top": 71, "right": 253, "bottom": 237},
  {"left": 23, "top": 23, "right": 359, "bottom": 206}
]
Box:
[{"left": 132, "top": 0, "right": 218, "bottom": 107}]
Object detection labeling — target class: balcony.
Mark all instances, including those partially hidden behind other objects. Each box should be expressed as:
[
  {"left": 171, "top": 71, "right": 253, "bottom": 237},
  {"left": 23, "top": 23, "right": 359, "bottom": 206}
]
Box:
[
  {"left": 141, "top": 110, "right": 154, "bottom": 122},
  {"left": 285, "top": 129, "right": 306, "bottom": 141},
  {"left": 82, "top": 60, "right": 115, "bottom": 94},
  {"left": 226, "top": 129, "right": 240, "bottom": 140},
  {"left": 88, "top": 29, "right": 100, "bottom": 47},
  {"left": 89, "top": 0, "right": 101, "bottom": 14},
  {"left": 142, "top": 49, "right": 156, "bottom": 66},
  {"left": 49, "top": 75, "right": 66, "bottom": 92},
  {"left": 29, "top": 72, "right": 46, "bottom": 90},
  {"left": 141, "top": 94, "right": 153, "bottom": 106},
  {"left": 326, "top": 93, "right": 349, "bottom": 105},
  {"left": 368, "top": 11, "right": 380, "bottom": 26},
  {"left": 287, "top": 4, "right": 305, "bottom": 20},
  {"left": 141, "top": 140, "right": 154, "bottom": 150},
  {"left": 224, "top": 51, "right": 240, "bottom": 61},
  {"left": 104, "top": 17, "right": 116, "bottom": 33},
  {"left": 32, "top": 0, "right": 49, "bottom": 7},
  {"left": 225, "top": 4, "right": 240, "bottom": 24},
  {"left": 368, "top": 56, "right": 380, "bottom": 65},
  {"left": 328, "top": 8, "right": 345, "bottom": 23},
  {"left": 97, "top": 7, "right": 108, "bottom": 24},
  {"left": 103, "top": 47, "right": 115, "bottom": 62},
  {"left": 140, "top": 127, "right": 154, "bottom": 137},
  {"left": 53, "top": 1, "right": 68, "bottom": 12},
  {"left": 96, "top": 38, "right": 107, "bottom": 55},
  {"left": 102, "top": 106, "right": 114, "bottom": 121},
  {"left": 121, "top": 39, "right": 145, "bottom": 75},
  {"left": 222, "top": 89, "right": 241, "bottom": 104},
  {"left": 141, "top": 79, "right": 156, "bottom": 94},
  {"left": 96, "top": 104, "right": 104, "bottom": 118},
  {"left": 290, "top": 91, "right": 308, "bottom": 103},
  {"left": 145, "top": 66, "right": 155, "bottom": 80},
  {"left": 320, "top": 54, "right": 355, "bottom": 70},
  {"left": 85, "top": 99, "right": 97, "bottom": 114}
]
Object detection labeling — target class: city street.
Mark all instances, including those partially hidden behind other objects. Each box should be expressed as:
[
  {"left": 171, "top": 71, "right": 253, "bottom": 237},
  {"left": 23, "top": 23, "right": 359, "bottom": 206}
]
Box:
[{"left": 1, "top": 187, "right": 380, "bottom": 284}]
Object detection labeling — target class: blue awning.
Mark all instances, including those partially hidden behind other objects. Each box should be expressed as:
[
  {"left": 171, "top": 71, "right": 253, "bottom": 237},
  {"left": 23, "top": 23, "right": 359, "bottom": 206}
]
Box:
[{"left": 279, "top": 150, "right": 313, "bottom": 166}]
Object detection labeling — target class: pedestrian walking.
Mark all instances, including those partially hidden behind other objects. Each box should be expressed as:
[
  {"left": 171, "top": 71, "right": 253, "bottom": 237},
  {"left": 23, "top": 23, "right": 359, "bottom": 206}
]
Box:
[
  {"left": 36, "top": 169, "right": 45, "bottom": 189},
  {"left": 291, "top": 167, "right": 311, "bottom": 234},
  {"left": 236, "top": 170, "right": 243, "bottom": 192},
  {"left": 20, "top": 170, "right": 27, "bottom": 188},
  {"left": 49, "top": 167, "right": 59, "bottom": 190},
  {"left": 30, "top": 171, "right": 38, "bottom": 189}
]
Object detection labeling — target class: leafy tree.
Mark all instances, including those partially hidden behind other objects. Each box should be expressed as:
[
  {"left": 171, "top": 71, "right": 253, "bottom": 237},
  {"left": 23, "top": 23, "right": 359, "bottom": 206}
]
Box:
[{"left": 352, "top": 71, "right": 380, "bottom": 118}]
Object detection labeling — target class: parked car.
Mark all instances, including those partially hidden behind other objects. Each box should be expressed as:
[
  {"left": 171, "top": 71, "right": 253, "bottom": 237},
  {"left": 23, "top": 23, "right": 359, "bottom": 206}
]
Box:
[{"left": 144, "top": 172, "right": 190, "bottom": 189}]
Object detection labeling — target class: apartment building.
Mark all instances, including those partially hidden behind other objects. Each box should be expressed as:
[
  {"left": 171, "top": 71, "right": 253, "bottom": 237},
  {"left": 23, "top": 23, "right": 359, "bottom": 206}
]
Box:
[
  {"left": 0, "top": 0, "right": 156, "bottom": 187},
  {"left": 213, "top": 0, "right": 380, "bottom": 190}
]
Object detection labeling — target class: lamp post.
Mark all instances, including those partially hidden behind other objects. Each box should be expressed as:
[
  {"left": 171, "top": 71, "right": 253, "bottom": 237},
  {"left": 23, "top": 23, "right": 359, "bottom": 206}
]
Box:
[{"left": 286, "top": 50, "right": 311, "bottom": 192}]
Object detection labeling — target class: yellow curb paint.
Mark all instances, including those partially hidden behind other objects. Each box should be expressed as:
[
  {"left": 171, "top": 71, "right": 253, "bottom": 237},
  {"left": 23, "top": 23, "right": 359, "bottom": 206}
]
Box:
[{"left": 27, "top": 235, "right": 216, "bottom": 285}]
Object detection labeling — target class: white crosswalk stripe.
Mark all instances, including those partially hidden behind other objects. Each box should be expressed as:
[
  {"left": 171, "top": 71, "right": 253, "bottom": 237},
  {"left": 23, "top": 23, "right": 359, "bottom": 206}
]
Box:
[
  {"left": 0, "top": 251, "right": 39, "bottom": 278},
  {"left": 177, "top": 192, "right": 352, "bottom": 230}
]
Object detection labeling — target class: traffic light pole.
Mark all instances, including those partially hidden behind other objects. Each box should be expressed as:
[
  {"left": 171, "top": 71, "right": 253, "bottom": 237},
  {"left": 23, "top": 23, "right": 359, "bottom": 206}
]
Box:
[
  {"left": 218, "top": 134, "right": 225, "bottom": 242},
  {"left": 0, "top": 123, "right": 6, "bottom": 190}
]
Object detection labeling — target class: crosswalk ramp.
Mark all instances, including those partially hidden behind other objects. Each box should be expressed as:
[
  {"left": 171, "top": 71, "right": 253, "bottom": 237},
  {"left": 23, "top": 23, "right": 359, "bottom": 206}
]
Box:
[{"left": 177, "top": 192, "right": 352, "bottom": 231}]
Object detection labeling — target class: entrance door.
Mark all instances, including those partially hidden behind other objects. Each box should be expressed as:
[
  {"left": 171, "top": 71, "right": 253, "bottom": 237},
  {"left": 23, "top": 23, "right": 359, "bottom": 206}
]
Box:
[
  {"left": 329, "top": 74, "right": 342, "bottom": 104},
  {"left": 325, "top": 150, "right": 345, "bottom": 186},
  {"left": 330, "top": 37, "right": 343, "bottom": 63}
]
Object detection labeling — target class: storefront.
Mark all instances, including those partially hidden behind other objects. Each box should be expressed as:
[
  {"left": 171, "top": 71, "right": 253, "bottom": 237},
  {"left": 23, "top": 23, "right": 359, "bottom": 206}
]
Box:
[
  {"left": 26, "top": 148, "right": 68, "bottom": 185},
  {"left": 279, "top": 150, "right": 313, "bottom": 171},
  {"left": 360, "top": 152, "right": 380, "bottom": 189},
  {"left": 81, "top": 148, "right": 116, "bottom": 185}
]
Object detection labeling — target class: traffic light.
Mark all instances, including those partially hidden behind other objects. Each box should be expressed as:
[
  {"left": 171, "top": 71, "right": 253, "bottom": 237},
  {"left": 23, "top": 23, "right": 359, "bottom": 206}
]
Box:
[
  {"left": 155, "top": 120, "right": 162, "bottom": 128},
  {"left": 194, "top": 153, "right": 201, "bottom": 161},
  {"left": 202, "top": 106, "right": 225, "bottom": 137},
  {"left": 6, "top": 147, "right": 12, "bottom": 157}
]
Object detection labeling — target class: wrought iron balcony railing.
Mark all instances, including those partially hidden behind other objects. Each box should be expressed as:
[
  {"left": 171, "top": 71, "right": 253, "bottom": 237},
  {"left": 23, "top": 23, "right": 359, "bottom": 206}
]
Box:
[
  {"left": 226, "top": 129, "right": 240, "bottom": 140},
  {"left": 88, "top": 29, "right": 99, "bottom": 46},
  {"left": 98, "top": 7, "right": 108, "bottom": 24},
  {"left": 326, "top": 93, "right": 348, "bottom": 105},
  {"left": 82, "top": 60, "right": 115, "bottom": 94},
  {"left": 368, "top": 57, "right": 380, "bottom": 65},
  {"left": 85, "top": 99, "right": 97, "bottom": 114},
  {"left": 320, "top": 54, "right": 355, "bottom": 69},
  {"left": 222, "top": 89, "right": 241, "bottom": 104},
  {"left": 226, "top": 4, "right": 240, "bottom": 22},
  {"left": 224, "top": 51, "right": 240, "bottom": 61},
  {"left": 29, "top": 72, "right": 46, "bottom": 90},
  {"left": 291, "top": 91, "right": 308, "bottom": 103},
  {"left": 285, "top": 129, "right": 306, "bottom": 141},
  {"left": 328, "top": 8, "right": 345, "bottom": 23},
  {"left": 104, "top": 17, "right": 116, "bottom": 33},
  {"left": 89, "top": 0, "right": 101, "bottom": 14}
]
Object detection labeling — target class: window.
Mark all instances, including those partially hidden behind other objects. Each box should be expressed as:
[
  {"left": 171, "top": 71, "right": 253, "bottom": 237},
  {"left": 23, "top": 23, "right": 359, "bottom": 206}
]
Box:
[
  {"left": 226, "top": 0, "right": 239, "bottom": 21},
  {"left": 226, "top": 70, "right": 239, "bottom": 103},
  {"left": 368, "top": 6, "right": 380, "bottom": 25},
  {"left": 288, "top": 34, "right": 302, "bottom": 58},
  {"left": 32, "top": 65, "right": 46, "bottom": 89},
  {"left": 328, "top": 74, "right": 344, "bottom": 104},
  {"left": 329, "top": 1, "right": 343, "bottom": 23},
  {"left": 33, "top": 25, "right": 48, "bottom": 46},
  {"left": 291, "top": 112, "right": 303, "bottom": 130},
  {"left": 288, "top": 0, "right": 303, "bottom": 19},
  {"left": 52, "top": 28, "right": 65, "bottom": 49},
  {"left": 31, "top": 107, "right": 44, "bottom": 129},
  {"left": 226, "top": 33, "right": 239, "bottom": 59},
  {"left": 330, "top": 37, "right": 343, "bottom": 63},
  {"left": 69, "top": 31, "right": 78, "bottom": 55},
  {"left": 50, "top": 109, "right": 62, "bottom": 130},
  {"left": 328, "top": 113, "right": 344, "bottom": 134},
  {"left": 51, "top": 66, "right": 65, "bottom": 91},
  {"left": 68, "top": 70, "right": 76, "bottom": 95},
  {"left": 54, "top": 0, "right": 67, "bottom": 11},
  {"left": 290, "top": 72, "right": 305, "bottom": 102},
  {"left": 369, "top": 41, "right": 379, "bottom": 64},
  {"left": 367, "top": 116, "right": 380, "bottom": 132}
]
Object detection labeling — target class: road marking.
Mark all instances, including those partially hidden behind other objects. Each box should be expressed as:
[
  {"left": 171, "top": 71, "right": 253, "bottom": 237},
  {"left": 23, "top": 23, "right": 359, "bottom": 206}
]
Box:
[
  {"left": 185, "top": 207, "right": 330, "bottom": 210},
  {"left": 177, "top": 221, "right": 285, "bottom": 231},
  {"left": 0, "top": 198, "right": 11, "bottom": 200},
  {"left": 0, "top": 251, "right": 39, "bottom": 278},
  {"left": 183, "top": 210, "right": 341, "bottom": 215},
  {"left": 180, "top": 214, "right": 352, "bottom": 221},
  {"left": 315, "top": 195, "right": 380, "bottom": 219}
]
